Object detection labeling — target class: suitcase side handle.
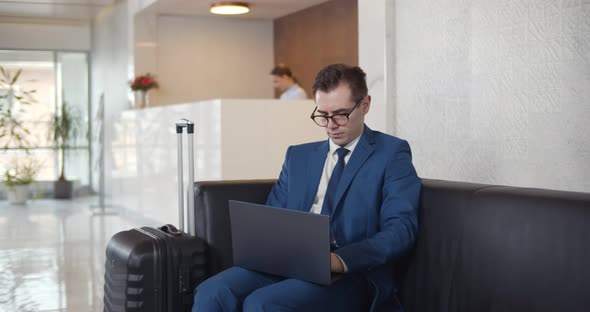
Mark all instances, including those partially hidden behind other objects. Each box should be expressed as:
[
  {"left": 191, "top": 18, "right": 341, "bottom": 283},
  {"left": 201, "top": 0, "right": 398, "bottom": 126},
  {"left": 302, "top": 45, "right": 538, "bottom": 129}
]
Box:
[{"left": 159, "top": 224, "right": 183, "bottom": 236}]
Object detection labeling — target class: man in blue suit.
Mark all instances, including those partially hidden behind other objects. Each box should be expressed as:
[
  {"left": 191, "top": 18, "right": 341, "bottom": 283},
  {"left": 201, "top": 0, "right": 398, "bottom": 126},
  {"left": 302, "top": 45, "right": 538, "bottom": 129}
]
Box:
[{"left": 193, "top": 64, "right": 421, "bottom": 311}]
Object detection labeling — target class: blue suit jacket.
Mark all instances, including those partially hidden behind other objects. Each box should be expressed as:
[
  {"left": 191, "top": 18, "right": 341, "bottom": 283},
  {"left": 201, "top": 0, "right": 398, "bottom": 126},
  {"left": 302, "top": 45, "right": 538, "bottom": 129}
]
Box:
[{"left": 266, "top": 126, "right": 421, "bottom": 311}]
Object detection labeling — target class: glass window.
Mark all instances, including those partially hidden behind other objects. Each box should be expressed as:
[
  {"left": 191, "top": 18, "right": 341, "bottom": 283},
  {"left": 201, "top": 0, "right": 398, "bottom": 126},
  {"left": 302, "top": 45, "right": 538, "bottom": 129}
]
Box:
[{"left": 0, "top": 50, "right": 90, "bottom": 189}]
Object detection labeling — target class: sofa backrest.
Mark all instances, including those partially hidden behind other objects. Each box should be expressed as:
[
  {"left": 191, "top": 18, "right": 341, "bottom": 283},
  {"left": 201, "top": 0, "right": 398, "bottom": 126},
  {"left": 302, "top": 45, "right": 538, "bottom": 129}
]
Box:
[
  {"left": 194, "top": 179, "right": 276, "bottom": 275},
  {"left": 401, "top": 179, "right": 590, "bottom": 312}
]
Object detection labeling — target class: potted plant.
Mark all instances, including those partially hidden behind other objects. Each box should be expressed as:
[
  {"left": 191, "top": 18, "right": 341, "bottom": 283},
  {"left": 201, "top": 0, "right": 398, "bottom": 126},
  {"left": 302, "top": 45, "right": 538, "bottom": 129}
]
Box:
[
  {"left": 50, "top": 100, "right": 82, "bottom": 198},
  {"left": 130, "top": 73, "right": 158, "bottom": 108},
  {"left": 2, "top": 159, "right": 42, "bottom": 205}
]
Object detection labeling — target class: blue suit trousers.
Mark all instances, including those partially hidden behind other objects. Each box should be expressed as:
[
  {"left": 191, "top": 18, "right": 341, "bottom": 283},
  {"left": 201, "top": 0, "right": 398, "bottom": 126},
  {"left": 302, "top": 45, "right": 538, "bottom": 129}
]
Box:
[{"left": 193, "top": 266, "right": 369, "bottom": 312}]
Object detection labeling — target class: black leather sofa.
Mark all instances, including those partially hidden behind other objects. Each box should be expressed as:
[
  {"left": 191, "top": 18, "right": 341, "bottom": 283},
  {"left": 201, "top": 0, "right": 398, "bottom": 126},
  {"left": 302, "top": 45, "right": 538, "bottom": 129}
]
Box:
[{"left": 193, "top": 179, "right": 590, "bottom": 312}]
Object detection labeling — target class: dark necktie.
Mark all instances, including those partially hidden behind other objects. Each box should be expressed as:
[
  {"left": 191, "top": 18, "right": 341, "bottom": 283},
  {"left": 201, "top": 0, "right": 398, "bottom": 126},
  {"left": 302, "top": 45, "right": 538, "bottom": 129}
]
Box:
[{"left": 321, "top": 147, "right": 350, "bottom": 216}]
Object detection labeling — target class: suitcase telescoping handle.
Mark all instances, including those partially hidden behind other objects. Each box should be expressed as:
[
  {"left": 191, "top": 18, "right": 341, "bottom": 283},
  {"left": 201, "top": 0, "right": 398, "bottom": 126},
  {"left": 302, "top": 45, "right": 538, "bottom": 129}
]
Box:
[{"left": 175, "top": 118, "right": 195, "bottom": 236}]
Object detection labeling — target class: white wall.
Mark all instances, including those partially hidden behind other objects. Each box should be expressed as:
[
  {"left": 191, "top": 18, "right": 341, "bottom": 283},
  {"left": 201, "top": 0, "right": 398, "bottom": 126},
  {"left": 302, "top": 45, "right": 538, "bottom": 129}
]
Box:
[
  {"left": 360, "top": 0, "right": 590, "bottom": 193},
  {"left": 91, "top": 2, "right": 134, "bottom": 197},
  {"left": 0, "top": 21, "right": 90, "bottom": 51},
  {"left": 136, "top": 15, "right": 274, "bottom": 106}
]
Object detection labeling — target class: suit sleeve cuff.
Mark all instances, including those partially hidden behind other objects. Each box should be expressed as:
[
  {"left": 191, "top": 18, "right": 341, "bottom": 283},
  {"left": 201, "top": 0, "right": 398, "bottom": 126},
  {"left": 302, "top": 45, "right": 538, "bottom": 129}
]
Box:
[{"left": 334, "top": 253, "right": 349, "bottom": 273}]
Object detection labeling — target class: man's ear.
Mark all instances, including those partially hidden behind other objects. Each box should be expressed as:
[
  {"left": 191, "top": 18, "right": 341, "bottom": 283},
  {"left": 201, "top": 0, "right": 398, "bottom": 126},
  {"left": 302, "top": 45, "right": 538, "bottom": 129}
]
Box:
[{"left": 363, "top": 95, "right": 371, "bottom": 114}]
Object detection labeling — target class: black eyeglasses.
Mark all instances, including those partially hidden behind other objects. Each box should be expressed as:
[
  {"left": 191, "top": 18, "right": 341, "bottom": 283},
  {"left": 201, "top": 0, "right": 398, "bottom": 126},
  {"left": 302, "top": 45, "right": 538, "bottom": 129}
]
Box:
[{"left": 310, "top": 98, "right": 364, "bottom": 127}]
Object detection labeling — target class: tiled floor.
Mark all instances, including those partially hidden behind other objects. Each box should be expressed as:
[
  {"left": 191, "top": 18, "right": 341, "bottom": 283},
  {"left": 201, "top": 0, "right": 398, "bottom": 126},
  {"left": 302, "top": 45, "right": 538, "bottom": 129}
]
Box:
[{"left": 0, "top": 197, "right": 140, "bottom": 312}]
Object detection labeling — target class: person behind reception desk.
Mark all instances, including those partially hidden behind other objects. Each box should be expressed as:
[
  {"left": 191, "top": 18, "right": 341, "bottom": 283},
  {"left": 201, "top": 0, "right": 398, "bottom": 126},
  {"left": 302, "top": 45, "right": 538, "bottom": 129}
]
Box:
[
  {"left": 270, "top": 64, "right": 308, "bottom": 100},
  {"left": 193, "top": 64, "right": 421, "bottom": 312}
]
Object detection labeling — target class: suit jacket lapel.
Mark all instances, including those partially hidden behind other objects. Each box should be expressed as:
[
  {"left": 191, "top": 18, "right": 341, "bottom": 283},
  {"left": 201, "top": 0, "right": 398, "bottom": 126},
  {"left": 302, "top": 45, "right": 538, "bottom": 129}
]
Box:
[
  {"left": 302, "top": 141, "right": 329, "bottom": 211},
  {"left": 331, "top": 126, "right": 375, "bottom": 217}
]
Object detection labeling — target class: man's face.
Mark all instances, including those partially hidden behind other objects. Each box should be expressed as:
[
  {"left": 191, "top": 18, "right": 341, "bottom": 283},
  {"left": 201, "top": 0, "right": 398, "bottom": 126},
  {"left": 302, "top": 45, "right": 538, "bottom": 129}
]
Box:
[
  {"left": 314, "top": 83, "right": 370, "bottom": 146},
  {"left": 271, "top": 75, "right": 290, "bottom": 93}
]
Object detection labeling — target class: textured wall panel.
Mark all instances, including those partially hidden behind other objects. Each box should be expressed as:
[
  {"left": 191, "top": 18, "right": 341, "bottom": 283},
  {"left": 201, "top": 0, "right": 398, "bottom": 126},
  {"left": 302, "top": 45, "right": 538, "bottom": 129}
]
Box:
[{"left": 395, "top": 0, "right": 590, "bottom": 192}]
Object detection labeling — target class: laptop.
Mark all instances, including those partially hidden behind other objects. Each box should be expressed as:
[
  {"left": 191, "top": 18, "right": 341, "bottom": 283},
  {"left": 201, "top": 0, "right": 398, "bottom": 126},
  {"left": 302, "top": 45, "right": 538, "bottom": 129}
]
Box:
[{"left": 229, "top": 200, "right": 342, "bottom": 285}]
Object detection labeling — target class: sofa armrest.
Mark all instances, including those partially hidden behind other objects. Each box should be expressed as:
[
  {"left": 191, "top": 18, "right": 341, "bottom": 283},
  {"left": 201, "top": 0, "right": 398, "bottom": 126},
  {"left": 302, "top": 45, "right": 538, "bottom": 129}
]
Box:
[{"left": 193, "top": 179, "right": 276, "bottom": 275}]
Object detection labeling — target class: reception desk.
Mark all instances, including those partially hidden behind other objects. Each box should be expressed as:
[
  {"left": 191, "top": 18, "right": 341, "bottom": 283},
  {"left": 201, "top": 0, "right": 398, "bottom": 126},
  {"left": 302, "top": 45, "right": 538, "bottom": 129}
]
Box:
[{"left": 109, "top": 99, "right": 324, "bottom": 225}]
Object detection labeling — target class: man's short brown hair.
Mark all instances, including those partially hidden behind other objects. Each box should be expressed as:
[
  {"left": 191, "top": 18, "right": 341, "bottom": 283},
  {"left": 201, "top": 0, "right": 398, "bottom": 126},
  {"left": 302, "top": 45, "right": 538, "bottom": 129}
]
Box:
[
  {"left": 270, "top": 64, "right": 293, "bottom": 78},
  {"left": 312, "top": 64, "right": 368, "bottom": 102}
]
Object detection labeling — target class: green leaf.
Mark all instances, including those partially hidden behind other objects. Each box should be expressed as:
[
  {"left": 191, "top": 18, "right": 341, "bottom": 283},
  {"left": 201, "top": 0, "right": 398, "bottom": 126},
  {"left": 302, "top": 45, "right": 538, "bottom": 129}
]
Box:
[{"left": 11, "top": 69, "right": 22, "bottom": 84}]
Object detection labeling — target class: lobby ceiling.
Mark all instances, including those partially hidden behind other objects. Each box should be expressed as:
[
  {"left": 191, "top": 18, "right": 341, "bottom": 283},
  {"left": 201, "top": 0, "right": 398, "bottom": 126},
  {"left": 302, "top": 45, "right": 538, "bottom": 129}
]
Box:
[
  {"left": 148, "top": 0, "right": 330, "bottom": 19},
  {"left": 0, "top": 0, "right": 331, "bottom": 23},
  {"left": 0, "top": 0, "right": 112, "bottom": 23}
]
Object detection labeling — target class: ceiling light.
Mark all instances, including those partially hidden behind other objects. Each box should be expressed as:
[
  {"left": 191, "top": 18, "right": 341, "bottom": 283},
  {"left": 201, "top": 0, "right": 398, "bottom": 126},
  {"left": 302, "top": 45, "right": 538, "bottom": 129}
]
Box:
[{"left": 210, "top": 2, "right": 250, "bottom": 15}]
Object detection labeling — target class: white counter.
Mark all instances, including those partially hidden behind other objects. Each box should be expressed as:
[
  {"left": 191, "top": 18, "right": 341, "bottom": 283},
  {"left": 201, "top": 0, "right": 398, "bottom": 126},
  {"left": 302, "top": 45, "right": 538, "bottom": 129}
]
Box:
[{"left": 108, "top": 99, "right": 324, "bottom": 225}]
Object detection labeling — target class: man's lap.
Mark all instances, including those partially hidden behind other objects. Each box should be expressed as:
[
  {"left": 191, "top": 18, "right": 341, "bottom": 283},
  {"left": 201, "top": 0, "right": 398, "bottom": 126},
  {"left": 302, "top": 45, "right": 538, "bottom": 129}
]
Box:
[{"left": 193, "top": 266, "right": 369, "bottom": 311}]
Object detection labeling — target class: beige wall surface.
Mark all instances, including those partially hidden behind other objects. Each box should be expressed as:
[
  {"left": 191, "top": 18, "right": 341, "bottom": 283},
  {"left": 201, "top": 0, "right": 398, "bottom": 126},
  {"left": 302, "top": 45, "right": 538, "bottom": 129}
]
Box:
[
  {"left": 135, "top": 15, "right": 274, "bottom": 106},
  {"left": 0, "top": 21, "right": 90, "bottom": 51}
]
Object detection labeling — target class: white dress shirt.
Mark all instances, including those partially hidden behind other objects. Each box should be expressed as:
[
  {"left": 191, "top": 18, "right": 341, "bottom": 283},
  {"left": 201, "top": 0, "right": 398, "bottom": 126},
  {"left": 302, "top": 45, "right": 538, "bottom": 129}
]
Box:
[{"left": 280, "top": 84, "right": 308, "bottom": 100}]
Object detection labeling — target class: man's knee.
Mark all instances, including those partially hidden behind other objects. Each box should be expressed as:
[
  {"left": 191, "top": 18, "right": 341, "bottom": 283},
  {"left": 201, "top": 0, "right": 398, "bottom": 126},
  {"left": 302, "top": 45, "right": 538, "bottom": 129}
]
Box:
[
  {"left": 242, "top": 288, "right": 277, "bottom": 312},
  {"left": 193, "top": 277, "right": 239, "bottom": 311}
]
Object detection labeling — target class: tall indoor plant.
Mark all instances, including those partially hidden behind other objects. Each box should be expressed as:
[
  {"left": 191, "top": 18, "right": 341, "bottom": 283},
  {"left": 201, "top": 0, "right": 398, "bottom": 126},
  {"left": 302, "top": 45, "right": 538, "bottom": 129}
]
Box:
[{"left": 51, "top": 100, "right": 81, "bottom": 198}]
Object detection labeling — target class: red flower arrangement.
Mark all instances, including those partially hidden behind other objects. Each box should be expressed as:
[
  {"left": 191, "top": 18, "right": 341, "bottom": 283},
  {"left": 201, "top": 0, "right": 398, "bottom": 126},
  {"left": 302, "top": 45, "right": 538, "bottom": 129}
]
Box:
[{"left": 130, "top": 73, "right": 159, "bottom": 92}]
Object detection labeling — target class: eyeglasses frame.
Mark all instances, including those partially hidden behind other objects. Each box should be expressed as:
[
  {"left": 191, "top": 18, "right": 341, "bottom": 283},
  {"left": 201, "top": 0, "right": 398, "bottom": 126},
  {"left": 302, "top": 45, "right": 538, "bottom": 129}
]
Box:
[{"left": 310, "top": 97, "right": 365, "bottom": 127}]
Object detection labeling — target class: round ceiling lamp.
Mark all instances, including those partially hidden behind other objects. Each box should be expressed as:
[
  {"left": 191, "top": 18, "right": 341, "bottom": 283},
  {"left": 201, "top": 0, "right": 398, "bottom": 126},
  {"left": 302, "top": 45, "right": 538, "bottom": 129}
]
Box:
[{"left": 210, "top": 2, "right": 250, "bottom": 15}]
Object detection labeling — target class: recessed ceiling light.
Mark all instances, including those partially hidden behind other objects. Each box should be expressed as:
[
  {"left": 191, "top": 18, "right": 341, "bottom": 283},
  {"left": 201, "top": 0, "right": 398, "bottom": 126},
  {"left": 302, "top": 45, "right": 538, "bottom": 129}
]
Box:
[{"left": 210, "top": 2, "right": 250, "bottom": 15}]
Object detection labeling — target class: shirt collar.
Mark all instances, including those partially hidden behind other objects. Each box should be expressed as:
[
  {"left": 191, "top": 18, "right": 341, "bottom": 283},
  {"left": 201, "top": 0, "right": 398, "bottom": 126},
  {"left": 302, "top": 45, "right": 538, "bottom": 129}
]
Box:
[
  {"left": 328, "top": 133, "right": 362, "bottom": 156},
  {"left": 285, "top": 84, "right": 299, "bottom": 94}
]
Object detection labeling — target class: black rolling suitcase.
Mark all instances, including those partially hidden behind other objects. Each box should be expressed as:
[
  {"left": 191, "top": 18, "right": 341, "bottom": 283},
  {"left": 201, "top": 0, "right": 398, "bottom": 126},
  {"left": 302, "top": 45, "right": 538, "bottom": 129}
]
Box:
[{"left": 104, "top": 119, "right": 208, "bottom": 312}]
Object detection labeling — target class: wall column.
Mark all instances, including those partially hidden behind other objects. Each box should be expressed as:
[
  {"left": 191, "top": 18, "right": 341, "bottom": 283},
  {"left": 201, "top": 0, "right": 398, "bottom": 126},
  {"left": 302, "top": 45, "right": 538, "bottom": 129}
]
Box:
[{"left": 358, "top": 0, "right": 396, "bottom": 134}]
